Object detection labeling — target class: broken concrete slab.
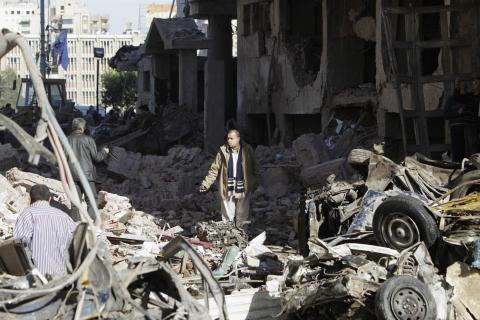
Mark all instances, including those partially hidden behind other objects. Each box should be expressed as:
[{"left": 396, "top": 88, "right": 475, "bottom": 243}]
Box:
[
  {"left": 0, "top": 143, "right": 21, "bottom": 172},
  {"left": 299, "top": 158, "right": 348, "bottom": 187},
  {"left": 106, "top": 146, "right": 142, "bottom": 180},
  {"left": 98, "top": 191, "right": 133, "bottom": 223},
  {"left": 292, "top": 133, "right": 330, "bottom": 168},
  {"left": 260, "top": 167, "right": 289, "bottom": 198},
  {"left": 6, "top": 167, "right": 69, "bottom": 205},
  {"left": 446, "top": 261, "right": 480, "bottom": 319}
]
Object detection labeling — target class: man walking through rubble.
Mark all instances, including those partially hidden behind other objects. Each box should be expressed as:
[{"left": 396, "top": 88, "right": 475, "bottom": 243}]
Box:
[
  {"left": 14, "top": 184, "right": 77, "bottom": 276},
  {"left": 68, "top": 118, "right": 109, "bottom": 221},
  {"left": 199, "top": 129, "right": 257, "bottom": 229}
]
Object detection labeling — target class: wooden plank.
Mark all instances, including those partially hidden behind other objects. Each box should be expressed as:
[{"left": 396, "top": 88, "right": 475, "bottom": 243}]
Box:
[{"left": 105, "top": 232, "right": 153, "bottom": 243}]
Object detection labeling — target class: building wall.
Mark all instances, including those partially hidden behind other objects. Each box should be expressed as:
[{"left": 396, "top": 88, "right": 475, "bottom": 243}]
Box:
[
  {"left": 0, "top": 33, "right": 141, "bottom": 106},
  {"left": 0, "top": 0, "right": 40, "bottom": 34},
  {"left": 237, "top": 0, "right": 377, "bottom": 143},
  {"left": 374, "top": 0, "right": 480, "bottom": 147},
  {"left": 51, "top": 0, "right": 90, "bottom": 34},
  {"left": 238, "top": 0, "right": 325, "bottom": 114},
  {"left": 145, "top": 3, "right": 176, "bottom": 29},
  {"left": 237, "top": 0, "right": 328, "bottom": 141},
  {"left": 136, "top": 55, "right": 155, "bottom": 110}
]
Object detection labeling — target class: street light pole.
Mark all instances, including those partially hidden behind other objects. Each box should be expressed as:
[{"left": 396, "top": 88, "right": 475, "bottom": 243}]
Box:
[
  {"left": 93, "top": 47, "right": 104, "bottom": 114},
  {"left": 40, "top": 0, "right": 46, "bottom": 78},
  {"left": 96, "top": 59, "right": 99, "bottom": 113}
]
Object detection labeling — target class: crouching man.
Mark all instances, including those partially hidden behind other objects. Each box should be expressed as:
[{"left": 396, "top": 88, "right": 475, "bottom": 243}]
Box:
[
  {"left": 14, "top": 184, "right": 77, "bottom": 276},
  {"left": 199, "top": 129, "right": 258, "bottom": 229}
]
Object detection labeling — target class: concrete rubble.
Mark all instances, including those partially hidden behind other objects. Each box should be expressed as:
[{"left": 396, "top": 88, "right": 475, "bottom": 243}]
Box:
[
  {"left": 7, "top": 14, "right": 480, "bottom": 317},
  {"left": 0, "top": 132, "right": 478, "bottom": 319},
  {"left": 0, "top": 167, "right": 286, "bottom": 319},
  {"left": 0, "top": 135, "right": 479, "bottom": 319},
  {"left": 0, "top": 140, "right": 478, "bottom": 320},
  {"left": 99, "top": 143, "right": 302, "bottom": 246}
]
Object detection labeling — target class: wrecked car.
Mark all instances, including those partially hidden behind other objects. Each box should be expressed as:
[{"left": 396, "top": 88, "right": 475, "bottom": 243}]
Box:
[
  {"left": 280, "top": 240, "right": 449, "bottom": 320},
  {"left": 299, "top": 149, "right": 480, "bottom": 255}
]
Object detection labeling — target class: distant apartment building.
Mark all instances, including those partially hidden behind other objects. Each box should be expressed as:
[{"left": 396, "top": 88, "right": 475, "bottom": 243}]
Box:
[
  {"left": 0, "top": 0, "right": 143, "bottom": 106},
  {"left": 0, "top": 33, "right": 141, "bottom": 105},
  {"left": 50, "top": 0, "right": 90, "bottom": 34},
  {"left": 87, "top": 15, "right": 109, "bottom": 34},
  {"left": 0, "top": 0, "right": 40, "bottom": 34},
  {"left": 145, "top": 3, "right": 176, "bottom": 29}
]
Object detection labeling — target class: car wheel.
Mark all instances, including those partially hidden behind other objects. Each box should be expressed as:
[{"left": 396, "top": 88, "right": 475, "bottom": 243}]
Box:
[
  {"left": 375, "top": 275, "right": 437, "bottom": 320},
  {"left": 451, "top": 170, "right": 480, "bottom": 199},
  {"left": 373, "top": 196, "right": 439, "bottom": 250}
]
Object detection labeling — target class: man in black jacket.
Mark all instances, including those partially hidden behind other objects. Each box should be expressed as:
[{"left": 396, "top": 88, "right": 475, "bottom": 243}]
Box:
[
  {"left": 444, "top": 80, "right": 467, "bottom": 162},
  {"left": 68, "top": 118, "right": 109, "bottom": 221},
  {"left": 460, "top": 79, "right": 480, "bottom": 157},
  {"left": 445, "top": 79, "right": 480, "bottom": 161}
]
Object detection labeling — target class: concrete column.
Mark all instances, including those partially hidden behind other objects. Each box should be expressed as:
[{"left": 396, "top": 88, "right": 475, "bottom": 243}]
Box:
[
  {"left": 179, "top": 49, "right": 198, "bottom": 112},
  {"left": 176, "top": 0, "right": 187, "bottom": 18},
  {"left": 204, "top": 15, "right": 234, "bottom": 153}
]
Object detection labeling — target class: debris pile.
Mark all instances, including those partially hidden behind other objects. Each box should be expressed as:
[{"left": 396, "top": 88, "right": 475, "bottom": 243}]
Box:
[
  {"left": 0, "top": 168, "right": 227, "bottom": 318},
  {"left": 0, "top": 143, "right": 22, "bottom": 172},
  {"left": 99, "top": 144, "right": 303, "bottom": 245},
  {"left": 0, "top": 168, "right": 284, "bottom": 282},
  {"left": 291, "top": 113, "right": 379, "bottom": 187},
  {"left": 100, "top": 145, "right": 218, "bottom": 231},
  {"left": 0, "top": 148, "right": 479, "bottom": 319},
  {"left": 1, "top": 139, "right": 478, "bottom": 319}
]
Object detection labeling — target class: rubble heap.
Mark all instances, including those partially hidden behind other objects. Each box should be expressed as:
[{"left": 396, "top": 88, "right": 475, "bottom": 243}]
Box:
[
  {"left": 99, "top": 144, "right": 303, "bottom": 245},
  {"left": 0, "top": 147, "right": 478, "bottom": 319},
  {"left": 0, "top": 168, "right": 285, "bottom": 279}
]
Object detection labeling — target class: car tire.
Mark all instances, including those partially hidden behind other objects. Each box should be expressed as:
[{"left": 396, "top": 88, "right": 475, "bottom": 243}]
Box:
[
  {"left": 375, "top": 275, "right": 437, "bottom": 320},
  {"left": 372, "top": 196, "right": 439, "bottom": 250},
  {"left": 451, "top": 170, "right": 480, "bottom": 199}
]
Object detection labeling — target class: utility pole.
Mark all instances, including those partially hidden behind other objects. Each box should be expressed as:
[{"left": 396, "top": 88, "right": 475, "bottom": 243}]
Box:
[
  {"left": 96, "top": 59, "right": 99, "bottom": 113},
  {"left": 94, "top": 47, "right": 105, "bottom": 114},
  {"left": 40, "top": 0, "right": 46, "bottom": 78}
]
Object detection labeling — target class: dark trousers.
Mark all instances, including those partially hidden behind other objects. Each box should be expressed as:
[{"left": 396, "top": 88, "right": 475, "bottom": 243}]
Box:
[
  {"left": 71, "top": 181, "right": 97, "bottom": 221},
  {"left": 464, "top": 125, "right": 479, "bottom": 158},
  {"left": 450, "top": 124, "right": 479, "bottom": 162},
  {"left": 450, "top": 125, "right": 465, "bottom": 162}
]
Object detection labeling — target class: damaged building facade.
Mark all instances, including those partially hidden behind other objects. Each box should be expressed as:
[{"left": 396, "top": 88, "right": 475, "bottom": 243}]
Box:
[
  {"left": 114, "top": 0, "right": 480, "bottom": 157},
  {"left": 235, "top": 0, "right": 480, "bottom": 158}
]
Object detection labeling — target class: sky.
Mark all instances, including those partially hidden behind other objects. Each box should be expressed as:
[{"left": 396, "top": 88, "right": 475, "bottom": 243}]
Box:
[{"left": 83, "top": 0, "right": 171, "bottom": 34}]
